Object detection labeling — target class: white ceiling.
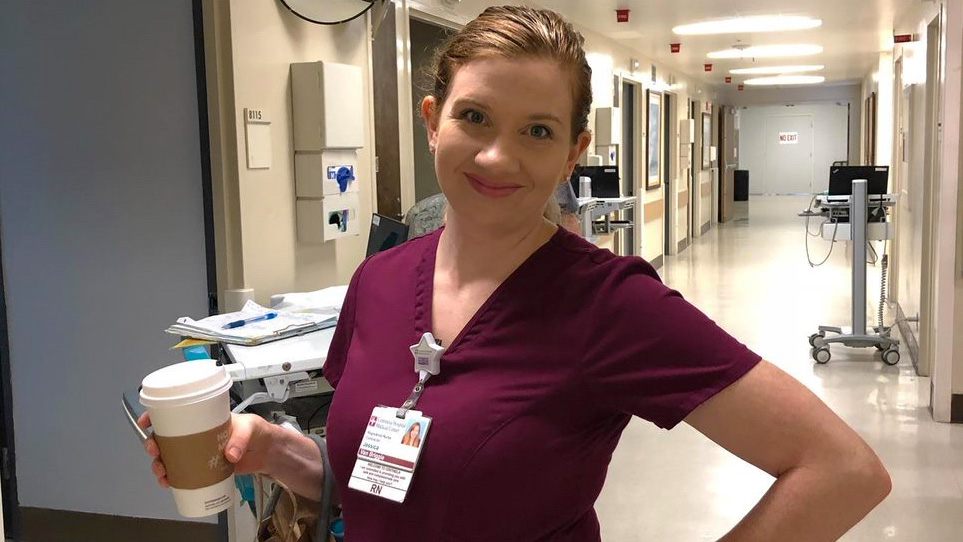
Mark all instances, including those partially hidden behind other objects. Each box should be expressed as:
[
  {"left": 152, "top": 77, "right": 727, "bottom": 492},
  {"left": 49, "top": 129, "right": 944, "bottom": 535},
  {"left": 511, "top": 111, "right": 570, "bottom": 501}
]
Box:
[
  {"left": 557, "top": 0, "right": 920, "bottom": 86},
  {"left": 447, "top": 0, "right": 919, "bottom": 87}
]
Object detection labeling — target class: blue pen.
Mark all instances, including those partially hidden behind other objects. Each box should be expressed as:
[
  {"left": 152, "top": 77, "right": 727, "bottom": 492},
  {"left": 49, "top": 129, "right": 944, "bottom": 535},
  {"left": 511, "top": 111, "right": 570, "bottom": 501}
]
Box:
[{"left": 222, "top": 312, "right": 278, "bottom": 329}]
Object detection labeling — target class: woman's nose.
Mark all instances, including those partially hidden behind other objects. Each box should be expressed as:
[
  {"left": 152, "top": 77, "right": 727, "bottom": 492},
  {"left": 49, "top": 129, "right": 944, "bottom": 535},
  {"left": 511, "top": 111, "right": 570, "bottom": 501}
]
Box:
[{"left": 475, "top": 135, "right": 521, "bottom": 173}]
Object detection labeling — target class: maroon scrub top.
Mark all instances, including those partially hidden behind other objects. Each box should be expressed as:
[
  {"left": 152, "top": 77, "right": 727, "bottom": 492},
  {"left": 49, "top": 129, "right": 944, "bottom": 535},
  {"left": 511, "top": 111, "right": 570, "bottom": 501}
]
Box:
[{"left": 324, "top": 227, "right": 761, "bottom": 541}]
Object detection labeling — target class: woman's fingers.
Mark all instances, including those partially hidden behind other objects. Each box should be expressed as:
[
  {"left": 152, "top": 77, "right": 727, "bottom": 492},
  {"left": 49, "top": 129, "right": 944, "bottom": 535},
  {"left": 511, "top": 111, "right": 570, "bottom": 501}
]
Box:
[
  {"left": 138, "top": 412, "right": 161, "bottom": 458},
  {"left": 151, "top": 458, "right": 167, "bottom": 478},
  {"left": 225, "top": 413, "right": 257, "bottom": 464},
  {"left": 144, "top": 437, "right": 160, "bottom": 458},
  {"left": 151, "top": 459, "right": 170, "bottom": 488}
]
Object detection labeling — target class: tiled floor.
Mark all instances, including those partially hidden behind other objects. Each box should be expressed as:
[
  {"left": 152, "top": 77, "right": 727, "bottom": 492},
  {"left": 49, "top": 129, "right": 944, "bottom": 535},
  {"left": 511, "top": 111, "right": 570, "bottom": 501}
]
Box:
[{"left": 595, "top": 196, "right": 963, "bottom": 541}]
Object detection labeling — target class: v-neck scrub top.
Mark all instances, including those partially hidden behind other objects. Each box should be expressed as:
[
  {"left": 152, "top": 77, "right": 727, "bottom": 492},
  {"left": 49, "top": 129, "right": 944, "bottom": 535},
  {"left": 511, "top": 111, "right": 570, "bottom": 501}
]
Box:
[{"left": 323, "top": 227, "right": 762, "bottom": 541}]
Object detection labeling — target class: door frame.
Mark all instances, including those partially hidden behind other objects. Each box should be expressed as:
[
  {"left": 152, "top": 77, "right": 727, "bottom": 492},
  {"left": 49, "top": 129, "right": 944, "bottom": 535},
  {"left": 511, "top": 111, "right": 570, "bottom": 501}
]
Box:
[
  {"left": 618, "top": 78, "right": 638, "bottom": 256},
  {"left": 689, "top": 99, "right": 697, "bottom": 242},
  {"left": 613, "top": 72, "right": 645, "bottom": 257},
  {"left": 919, "top": 11, "right": 944, "bottom": 382},
  {"left": 0, "top": 234, "right": 19, "bottom": 539}
]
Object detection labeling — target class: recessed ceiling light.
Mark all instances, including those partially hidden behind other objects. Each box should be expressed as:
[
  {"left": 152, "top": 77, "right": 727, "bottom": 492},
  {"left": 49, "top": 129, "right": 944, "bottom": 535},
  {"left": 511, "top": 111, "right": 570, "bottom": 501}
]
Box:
[
  {"left": 744, "top": 75, "right": 826, "bottom": 85},
  {"left": 708, "top": 44, "right": 823, "bottom": 59},
  {"left": 673, "top": 15, "right": 822, "bottom": 35},
  {"left": 730, "top": 65, "right": 825, "bottom": 75}
]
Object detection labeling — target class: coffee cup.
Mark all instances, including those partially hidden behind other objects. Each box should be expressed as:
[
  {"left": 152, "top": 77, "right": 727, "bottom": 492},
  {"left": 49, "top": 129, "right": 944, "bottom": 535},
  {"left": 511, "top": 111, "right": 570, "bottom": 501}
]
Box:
[{"left": 140, "top": 360, "right": 235, "bottom": 517}]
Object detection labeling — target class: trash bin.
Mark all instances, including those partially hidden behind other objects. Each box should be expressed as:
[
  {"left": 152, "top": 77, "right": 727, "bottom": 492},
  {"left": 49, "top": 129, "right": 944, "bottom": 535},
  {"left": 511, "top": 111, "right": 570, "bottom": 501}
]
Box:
[{"left": 734, "top": 170, "right": 749, "bottom": 201}]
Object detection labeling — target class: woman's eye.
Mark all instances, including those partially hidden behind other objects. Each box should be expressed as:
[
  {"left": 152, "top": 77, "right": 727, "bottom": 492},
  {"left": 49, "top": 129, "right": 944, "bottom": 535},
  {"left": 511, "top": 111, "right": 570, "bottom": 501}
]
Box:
[
  {"left": 529, "top": 125, "right": 553, "bottom": 139},
  {"left": 463, "top": 110, "right": 486, "bottom": 124}
]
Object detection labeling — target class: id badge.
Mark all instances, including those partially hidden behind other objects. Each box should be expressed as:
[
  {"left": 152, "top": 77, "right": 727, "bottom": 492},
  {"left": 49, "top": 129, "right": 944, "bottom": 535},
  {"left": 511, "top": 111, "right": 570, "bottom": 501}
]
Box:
[{"left": 348, "top": 406, "right": 431, "bottom": 503}]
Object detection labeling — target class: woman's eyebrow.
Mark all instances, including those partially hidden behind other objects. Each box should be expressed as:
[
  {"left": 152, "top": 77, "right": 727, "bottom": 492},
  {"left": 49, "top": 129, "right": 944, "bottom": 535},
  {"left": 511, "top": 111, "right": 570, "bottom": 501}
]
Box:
[
  {"left": 528, "top": 113, "right": 563, "bottom": 125},
  {"left": 450, "top": 98, "right": 489, "bottom": 110}
]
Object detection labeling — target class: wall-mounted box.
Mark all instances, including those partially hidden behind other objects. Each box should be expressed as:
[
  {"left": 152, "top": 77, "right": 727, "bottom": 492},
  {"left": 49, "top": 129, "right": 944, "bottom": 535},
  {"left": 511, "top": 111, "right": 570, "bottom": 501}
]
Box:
[
  {"left": 596, "top": 145, "right": 618, "bottom": 166},
  {"left": 709, "top": 146, "right": 717, "bottom": 162},
  {"left": 594, "top": 107, "right": 622, "bottom": 146},
  {"left": 679, "top": 119, "right": 695, "bottom": 145},
  {"left": 295, "top": 150, "right": 360, "bottom": 198},
  {"left": 296, "top": 193, "right": 360, "bottom": 243},
  {"left": 291, "top": 61, "right": 365, "bottom": 151}
]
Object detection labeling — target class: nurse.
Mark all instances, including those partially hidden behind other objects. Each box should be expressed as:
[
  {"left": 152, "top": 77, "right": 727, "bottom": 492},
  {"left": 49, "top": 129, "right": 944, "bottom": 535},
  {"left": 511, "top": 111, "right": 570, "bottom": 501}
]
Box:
[{"left": 143, "top": 5, "right": 890, "bottom": 540}]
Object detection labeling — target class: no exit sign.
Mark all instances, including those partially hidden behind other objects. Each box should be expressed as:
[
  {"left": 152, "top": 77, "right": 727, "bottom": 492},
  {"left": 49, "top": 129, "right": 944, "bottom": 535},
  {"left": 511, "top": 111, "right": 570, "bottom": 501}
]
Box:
[{"left": 779, "top": 132, "right": 799, "bottom": 144}]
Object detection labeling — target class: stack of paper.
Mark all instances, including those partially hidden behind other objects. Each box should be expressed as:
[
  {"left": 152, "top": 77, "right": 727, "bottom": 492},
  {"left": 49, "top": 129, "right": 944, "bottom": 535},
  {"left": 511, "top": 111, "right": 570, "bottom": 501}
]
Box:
[{"left": 167, "top": 300, "right": 337, "bottom": 346}]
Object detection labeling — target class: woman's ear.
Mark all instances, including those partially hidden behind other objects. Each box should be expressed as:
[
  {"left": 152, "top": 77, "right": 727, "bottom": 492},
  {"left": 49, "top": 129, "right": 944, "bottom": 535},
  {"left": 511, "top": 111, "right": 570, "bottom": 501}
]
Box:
[
  {"left": 421, "top": 96, "right": 440, "bottom": 149},
  {"left": 565, "top": 130, "right": 593, "bottom": 178}
]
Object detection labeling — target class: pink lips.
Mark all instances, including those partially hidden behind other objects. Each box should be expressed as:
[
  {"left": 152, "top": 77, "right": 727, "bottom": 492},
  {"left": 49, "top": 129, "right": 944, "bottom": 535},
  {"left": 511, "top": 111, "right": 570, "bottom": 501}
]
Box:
[{"left": 465, "top": 173, "right": 522, "bottom": 198}]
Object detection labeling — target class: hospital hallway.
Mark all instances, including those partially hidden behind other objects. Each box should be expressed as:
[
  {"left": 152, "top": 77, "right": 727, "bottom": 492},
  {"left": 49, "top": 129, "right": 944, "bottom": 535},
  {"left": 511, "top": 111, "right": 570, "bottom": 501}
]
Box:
[{"left": 595, "top": 196, "right": 963, "bottom": 541}]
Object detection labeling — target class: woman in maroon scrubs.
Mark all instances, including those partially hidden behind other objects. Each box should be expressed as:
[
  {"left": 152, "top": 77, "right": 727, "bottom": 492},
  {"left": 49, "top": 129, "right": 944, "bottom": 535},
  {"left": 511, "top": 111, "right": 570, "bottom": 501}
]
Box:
[{"left": 145, "top": 6, "right": 890, "bottom": 541}]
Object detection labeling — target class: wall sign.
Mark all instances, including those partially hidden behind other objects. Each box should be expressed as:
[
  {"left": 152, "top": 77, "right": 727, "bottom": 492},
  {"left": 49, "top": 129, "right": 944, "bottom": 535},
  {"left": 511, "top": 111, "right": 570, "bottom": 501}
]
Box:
[
  {"left": 244, "top": 108, "right": 272, "bottom": 169},
  {"left": 778, "top": 132, "right": 799, "bottom": 145}
]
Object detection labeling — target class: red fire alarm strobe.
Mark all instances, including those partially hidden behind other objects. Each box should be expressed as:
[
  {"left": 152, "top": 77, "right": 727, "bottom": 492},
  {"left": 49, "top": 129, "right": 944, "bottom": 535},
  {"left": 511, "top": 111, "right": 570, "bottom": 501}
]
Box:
[
  {"left": 725, "top": 76, "right": 732, "bottom": 83},
  {"left": 616, "top": 9, "right": 630, "bottom": 23},
  {"left": 670, "top": 43, "right": 681, "bottom": 53},
  {"left": 704, "top": 63, "right": 713, "bottom": 72}
]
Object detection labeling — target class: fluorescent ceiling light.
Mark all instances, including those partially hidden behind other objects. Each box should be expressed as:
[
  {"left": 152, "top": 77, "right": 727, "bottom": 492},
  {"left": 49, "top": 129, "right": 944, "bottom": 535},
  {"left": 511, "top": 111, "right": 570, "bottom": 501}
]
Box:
[
  {"left": 730, "top": 65, "right": 824, "bottom": 75},
  {"left": 744, "top": 75, "right": 826, "bottom": 85},
  {"left": 708, "top": 44, "right": 823, "bottom": 59},
  {"left": 673, "top": 15, "right": 822, "bottom": 35}
]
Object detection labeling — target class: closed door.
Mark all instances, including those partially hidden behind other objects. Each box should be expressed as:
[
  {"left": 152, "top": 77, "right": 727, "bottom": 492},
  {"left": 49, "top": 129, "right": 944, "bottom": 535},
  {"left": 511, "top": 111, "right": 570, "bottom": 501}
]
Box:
[{"left": 765, "top": 114, "right": 814, "bottom": 193}]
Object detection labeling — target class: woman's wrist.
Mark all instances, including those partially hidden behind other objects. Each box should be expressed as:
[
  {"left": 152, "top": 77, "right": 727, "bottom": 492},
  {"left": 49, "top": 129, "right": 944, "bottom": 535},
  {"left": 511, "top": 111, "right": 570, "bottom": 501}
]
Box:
[
  {"left": 257, "top": 419, "right": 325, "bottom": 500},
  {"left": 260, "top": 420, "right": 292, "bottom": 479}
]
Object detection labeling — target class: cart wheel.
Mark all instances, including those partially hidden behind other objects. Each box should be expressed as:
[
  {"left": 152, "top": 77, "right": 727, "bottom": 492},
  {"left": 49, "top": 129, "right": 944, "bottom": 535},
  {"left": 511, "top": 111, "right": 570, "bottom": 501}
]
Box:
[
  {"left": 808, "top": 332, "right": 825, "bottom": 347},
  {"left": 882, "top": 348, "right": 900, "bottom": 366},
  {"left": 812, "top": 347, "right": 831, "bottom": 364}
]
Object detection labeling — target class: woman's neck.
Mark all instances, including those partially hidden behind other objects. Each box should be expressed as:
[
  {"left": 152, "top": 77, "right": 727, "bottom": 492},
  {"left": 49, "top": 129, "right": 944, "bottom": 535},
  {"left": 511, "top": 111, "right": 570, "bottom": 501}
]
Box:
[{"left": 436, "top": 214, "right": 557, "bottom": 287}]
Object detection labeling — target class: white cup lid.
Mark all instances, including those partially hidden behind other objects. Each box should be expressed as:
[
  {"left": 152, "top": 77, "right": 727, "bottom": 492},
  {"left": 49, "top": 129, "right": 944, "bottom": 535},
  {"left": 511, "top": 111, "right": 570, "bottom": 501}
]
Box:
[{"left": 140, "top": 360, "right": 232, "bottom": 408}]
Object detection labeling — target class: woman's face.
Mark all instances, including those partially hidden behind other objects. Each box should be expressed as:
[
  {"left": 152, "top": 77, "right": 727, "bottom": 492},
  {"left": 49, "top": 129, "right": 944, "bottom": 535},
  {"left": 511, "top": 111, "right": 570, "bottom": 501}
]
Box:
[
  {"left": 422, "top": 57, "right": 592, "bottom": 233},
  {"left": 409, "top": 424, "right": 421, "bottom": 439}
]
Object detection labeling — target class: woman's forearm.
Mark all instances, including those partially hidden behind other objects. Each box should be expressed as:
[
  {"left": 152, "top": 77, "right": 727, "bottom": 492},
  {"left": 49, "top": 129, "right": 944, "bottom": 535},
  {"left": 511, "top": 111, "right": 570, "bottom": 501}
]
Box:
[
  {"left": 718, "top": 457, "right": 891, "bottom": 541},
  {"left": 263, "top": 424, "right": 326, "bottom": 501}
]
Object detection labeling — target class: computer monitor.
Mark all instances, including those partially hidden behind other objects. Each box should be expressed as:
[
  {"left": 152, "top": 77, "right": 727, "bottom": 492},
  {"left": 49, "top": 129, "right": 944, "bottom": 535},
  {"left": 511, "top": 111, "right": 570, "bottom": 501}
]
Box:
[
  {"left": 568, "top": 165, "right": 621, "bottom": 198},
  {"left": 828, "top": 166, "right": 889, "bottom": 195},
  {"left": 366, "top": 214, "right": 409, "bottom": 257}
]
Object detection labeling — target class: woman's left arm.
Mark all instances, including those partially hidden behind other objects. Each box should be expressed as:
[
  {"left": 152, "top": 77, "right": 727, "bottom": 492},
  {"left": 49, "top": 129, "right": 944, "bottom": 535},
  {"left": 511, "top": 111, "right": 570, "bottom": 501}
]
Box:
[{"left": 683, "top": 360, "right": 891, "bottom": 542}]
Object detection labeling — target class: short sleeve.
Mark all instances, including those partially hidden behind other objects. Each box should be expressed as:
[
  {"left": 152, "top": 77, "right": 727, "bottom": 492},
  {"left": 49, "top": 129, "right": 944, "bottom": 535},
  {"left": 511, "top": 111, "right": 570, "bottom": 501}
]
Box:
[
  {"left": 322, "top": 258, "right": 370, "bottom": 389},
  {"left": 581, "top": 261, "right": 761, "bottom": 429}
]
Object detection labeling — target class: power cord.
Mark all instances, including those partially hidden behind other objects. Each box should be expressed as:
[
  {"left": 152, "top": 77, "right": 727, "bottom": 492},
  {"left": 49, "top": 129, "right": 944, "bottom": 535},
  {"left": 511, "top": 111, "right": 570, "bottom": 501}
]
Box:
[
  {"left": 805, "top": 196, "right": 821, "bottom": 236},
  {"left": 877, "top": 240, "right": 889, "bottom": 330},
  {"left": 806, "top": 217, "right": 838, "bottom": 267}
]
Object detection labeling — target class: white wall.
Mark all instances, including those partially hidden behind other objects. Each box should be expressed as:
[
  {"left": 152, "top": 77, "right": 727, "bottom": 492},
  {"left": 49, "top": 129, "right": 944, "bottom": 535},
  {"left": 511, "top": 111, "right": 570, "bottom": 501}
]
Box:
[
  {"left": 931, "top": 0, "right": 962, "bottom": 412},
  {"left": 888, "top": 3, "right": 939, "bottom": 380},
  {"left": 225, "top": 0, "right": 377, "bottom": 304},
  {"left": 0, "top": 0, "right": 211, "bottom": 521},
  {"left": 737, "top": 102, "right": 850, "bottom": 194},
  {"left": 884, "top": 0, "right": 963, "bottom": 418}
]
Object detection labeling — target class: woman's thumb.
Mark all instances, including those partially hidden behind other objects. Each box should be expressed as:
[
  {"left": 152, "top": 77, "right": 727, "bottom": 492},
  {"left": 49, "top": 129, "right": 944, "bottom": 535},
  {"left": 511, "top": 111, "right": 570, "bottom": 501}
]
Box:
[{"left": 225, "top": 413, "right": 253, "bottom": 464}]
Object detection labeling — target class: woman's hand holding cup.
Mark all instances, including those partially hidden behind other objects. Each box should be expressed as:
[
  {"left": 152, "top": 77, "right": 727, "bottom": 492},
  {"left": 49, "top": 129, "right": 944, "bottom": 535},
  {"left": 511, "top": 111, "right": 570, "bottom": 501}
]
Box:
[{"left": 139, "top": 412, "right": 275, "bottom": 488}]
